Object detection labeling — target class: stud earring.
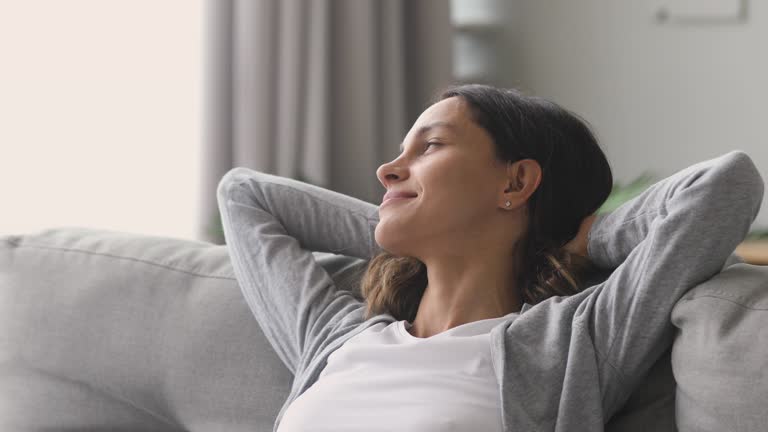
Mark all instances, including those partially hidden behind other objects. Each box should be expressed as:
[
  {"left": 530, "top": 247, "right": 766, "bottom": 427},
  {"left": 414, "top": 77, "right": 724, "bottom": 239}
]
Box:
[{"left": 505, "top": 201, "right": 511, "bottom": 207}]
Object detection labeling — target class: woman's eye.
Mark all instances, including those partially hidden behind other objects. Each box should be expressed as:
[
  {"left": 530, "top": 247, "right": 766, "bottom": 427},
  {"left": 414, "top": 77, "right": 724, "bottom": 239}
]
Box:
[{"left": 426, "top": 142, "right": 441, "bottom": 150}]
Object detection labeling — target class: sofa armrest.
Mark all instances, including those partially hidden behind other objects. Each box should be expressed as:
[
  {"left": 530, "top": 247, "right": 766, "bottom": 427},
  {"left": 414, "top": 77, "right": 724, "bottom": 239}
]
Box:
[{"left": 670, "top": 262, "right": 768, "bottom": 431}]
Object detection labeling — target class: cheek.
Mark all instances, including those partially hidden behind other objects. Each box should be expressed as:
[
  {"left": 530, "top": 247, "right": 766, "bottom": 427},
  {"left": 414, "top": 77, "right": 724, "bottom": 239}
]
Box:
[
  {"left": 424, "top": 163, "right": 486, "bottom": 207},
  {"left": 426, "top": 172, "right": 498, "bottom": 223}
]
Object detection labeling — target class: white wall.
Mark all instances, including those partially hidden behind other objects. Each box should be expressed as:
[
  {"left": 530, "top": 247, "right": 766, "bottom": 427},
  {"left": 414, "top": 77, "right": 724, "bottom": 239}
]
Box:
[
  {"left": 498, "top": 0, "right": 768, "bottom": 230},
  {"left": 0, "top": 0, "right": 203, "bottom": 240}
]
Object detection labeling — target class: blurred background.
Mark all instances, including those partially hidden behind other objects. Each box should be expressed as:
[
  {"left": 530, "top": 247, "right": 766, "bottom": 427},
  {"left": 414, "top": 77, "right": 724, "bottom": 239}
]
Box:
[{"left": 1, "top": 0, "right": 766, "bottom": 255}]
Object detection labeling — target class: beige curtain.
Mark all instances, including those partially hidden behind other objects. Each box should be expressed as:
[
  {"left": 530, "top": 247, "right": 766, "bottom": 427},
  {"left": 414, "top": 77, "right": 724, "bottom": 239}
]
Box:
[{"left": 199, "top": 0, "right": 453, "bottom": 244}]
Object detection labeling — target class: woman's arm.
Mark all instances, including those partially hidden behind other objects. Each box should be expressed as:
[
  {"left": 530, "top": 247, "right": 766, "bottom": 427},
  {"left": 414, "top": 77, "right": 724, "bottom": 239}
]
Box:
[
  {"left": 216, "top": 167, "right": 383, "bottom": 375},
  {"left": 563, "top": 213, "right": 597, "bottom": 258},
  {"left": 583, "top": 150, "right": 764, "bottom": 416}
]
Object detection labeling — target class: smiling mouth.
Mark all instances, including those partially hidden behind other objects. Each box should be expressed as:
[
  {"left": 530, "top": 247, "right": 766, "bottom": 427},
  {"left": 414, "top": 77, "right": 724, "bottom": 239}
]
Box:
[{"left": 380, "top": 196, "right": 415, "bottom": 207}]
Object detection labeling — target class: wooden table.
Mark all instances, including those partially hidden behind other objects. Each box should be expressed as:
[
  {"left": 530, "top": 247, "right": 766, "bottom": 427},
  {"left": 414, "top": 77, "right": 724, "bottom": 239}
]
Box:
[{"left": 735, "top": 240, "right": 768, "bottom": 266}]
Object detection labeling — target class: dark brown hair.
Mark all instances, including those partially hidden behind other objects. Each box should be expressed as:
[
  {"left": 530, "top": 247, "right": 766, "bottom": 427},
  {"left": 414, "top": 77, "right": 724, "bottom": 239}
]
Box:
[{"left": 361, "top": 84, "right": 613, "bottom": 322}]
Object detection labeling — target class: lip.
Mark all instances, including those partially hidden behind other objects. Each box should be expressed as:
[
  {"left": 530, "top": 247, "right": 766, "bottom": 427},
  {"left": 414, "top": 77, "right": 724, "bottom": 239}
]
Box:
[
  {"left": 379, "top": 197, "right": 416, "bottom": 207},
  {"left": 382, "top": 190, "right": 418, "bottom": 204},
  {"left": 380, "top": 196, "right": 415, "bottom": 207}
]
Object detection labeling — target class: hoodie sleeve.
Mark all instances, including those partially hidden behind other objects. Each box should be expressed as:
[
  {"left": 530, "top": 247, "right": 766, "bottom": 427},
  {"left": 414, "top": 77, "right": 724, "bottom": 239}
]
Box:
[
  {"left": 216, "top": 167, "right": 382, "bottom": 375},
  {"left": 583, "top": 150, "right": 765, "bottom": 415}
]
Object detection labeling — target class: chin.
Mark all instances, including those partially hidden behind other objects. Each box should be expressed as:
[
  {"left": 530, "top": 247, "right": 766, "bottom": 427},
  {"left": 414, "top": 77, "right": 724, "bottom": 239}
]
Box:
[{"left": 374, "top": 223, "right": 412, "bottom": 257}]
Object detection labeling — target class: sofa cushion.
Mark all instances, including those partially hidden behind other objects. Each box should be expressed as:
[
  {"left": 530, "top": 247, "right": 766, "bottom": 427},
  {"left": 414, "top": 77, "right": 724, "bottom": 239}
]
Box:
[
  {"left": 1, "top": 227, "right": 287, "bottom": 431},
  {"left": 671, "top": 262, "right": 768, "bottom": 431},
  {"left": 0, "top": 226, "right": 371, "bottom": 431}
]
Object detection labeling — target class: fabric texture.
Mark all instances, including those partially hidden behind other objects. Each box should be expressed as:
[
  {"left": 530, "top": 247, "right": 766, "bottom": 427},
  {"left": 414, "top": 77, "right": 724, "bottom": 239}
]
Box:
[
  {"left": 0, "top": 228, "right": 295, "bottom": 431},
  {"left": 671, "top": 262, "right": 768, "bottom": 431},
  {"left": 215, "top": 150, "right": 765, "bottom": 431}
]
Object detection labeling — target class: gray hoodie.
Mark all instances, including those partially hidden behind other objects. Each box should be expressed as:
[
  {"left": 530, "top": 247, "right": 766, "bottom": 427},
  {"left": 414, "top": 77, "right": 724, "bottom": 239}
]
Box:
[{"left": 216, "top": 150, "right": 764, "bottom": 431}]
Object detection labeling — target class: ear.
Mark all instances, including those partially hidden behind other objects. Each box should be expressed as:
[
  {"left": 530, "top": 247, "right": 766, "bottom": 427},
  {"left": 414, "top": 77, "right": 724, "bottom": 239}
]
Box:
[{"left": 500, "top": 159, "right": 542, "bottom": 209}]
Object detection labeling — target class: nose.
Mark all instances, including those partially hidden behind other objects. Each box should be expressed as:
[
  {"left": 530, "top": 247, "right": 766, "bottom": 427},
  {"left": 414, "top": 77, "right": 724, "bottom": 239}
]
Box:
[{"left": 376, "top": 158, "right": 408, "bottom": 189}]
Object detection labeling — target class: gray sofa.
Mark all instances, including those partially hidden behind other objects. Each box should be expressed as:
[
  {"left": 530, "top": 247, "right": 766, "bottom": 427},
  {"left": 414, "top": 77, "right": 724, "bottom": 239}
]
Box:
[{"left": 1, "top": 226, "right": 766, "bottom": 431}]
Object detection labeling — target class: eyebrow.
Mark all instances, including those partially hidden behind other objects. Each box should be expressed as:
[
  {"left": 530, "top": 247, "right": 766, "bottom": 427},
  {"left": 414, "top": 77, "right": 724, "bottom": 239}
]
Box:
[{"left": 399, "top": 121, "right": 457, "bottom": 152}]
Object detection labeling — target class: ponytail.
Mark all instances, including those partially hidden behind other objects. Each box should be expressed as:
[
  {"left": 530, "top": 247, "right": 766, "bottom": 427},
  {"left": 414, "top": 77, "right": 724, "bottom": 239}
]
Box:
[{"left": 519, "top": 247, "right": 598, "bottom": 305}]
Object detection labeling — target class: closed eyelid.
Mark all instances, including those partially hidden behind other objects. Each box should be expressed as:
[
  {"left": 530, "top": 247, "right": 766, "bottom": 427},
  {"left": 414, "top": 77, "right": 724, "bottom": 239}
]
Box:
[{"left": 399, "top": 138, "right": 446, "bottom": 154}]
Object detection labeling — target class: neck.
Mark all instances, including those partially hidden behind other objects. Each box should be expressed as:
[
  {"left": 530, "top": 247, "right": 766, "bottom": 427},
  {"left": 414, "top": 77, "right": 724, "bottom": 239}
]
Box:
[{"left": 407, "top": 252, "right": 523, "bottom": 338}]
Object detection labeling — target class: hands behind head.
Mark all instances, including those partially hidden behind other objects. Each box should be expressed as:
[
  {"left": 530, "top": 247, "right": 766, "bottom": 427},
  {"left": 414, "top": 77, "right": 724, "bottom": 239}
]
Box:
[{"left": 563, "top": 214, "right": 597, "bottom": 258}]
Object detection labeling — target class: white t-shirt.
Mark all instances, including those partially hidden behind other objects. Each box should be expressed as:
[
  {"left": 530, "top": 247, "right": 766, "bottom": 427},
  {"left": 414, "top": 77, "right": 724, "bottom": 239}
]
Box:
[{"left": 276, "top": 312, "right": 519, "bottom": 431}]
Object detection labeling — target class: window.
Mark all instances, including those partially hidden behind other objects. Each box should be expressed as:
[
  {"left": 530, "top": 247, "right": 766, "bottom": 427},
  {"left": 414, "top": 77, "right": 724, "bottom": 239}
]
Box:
[{"left": 0, "top": 0, "right": 203, "bottom": 240}]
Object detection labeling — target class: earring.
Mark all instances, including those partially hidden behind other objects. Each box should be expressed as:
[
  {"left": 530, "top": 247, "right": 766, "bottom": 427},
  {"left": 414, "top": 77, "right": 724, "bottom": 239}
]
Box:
[{"left": 505, "top": 201, "right": 511, "bottom": 208}]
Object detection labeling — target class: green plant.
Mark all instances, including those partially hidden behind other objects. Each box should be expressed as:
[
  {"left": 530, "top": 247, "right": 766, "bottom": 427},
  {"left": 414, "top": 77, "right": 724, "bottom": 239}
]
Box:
[
  {"left": 207, "top": 210, "right": 225, "bottom": 244},
  {"left": 746, "top": 229, "right": 768, "bottom": 240},
  {"left": 597, "top": 172, "right": 658, "bottom": 214}
]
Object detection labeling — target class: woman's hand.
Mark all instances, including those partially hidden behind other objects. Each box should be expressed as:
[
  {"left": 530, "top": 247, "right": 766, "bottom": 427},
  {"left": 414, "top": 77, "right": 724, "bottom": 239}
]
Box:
[{"left": 563, "top": 214, "right": 597, "bottom": 258}]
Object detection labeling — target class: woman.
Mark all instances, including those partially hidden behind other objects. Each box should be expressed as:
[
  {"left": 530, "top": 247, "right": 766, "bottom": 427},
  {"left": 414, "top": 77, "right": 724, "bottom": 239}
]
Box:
[{"left": 216, "top": 84, "right": 764, "bottom": 431}]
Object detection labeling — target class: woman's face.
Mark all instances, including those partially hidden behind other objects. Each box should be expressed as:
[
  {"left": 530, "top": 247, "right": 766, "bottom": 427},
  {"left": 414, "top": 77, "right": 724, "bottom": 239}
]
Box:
[{"left": 375, "top": 96, "right": 512, "bottom": 258}]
